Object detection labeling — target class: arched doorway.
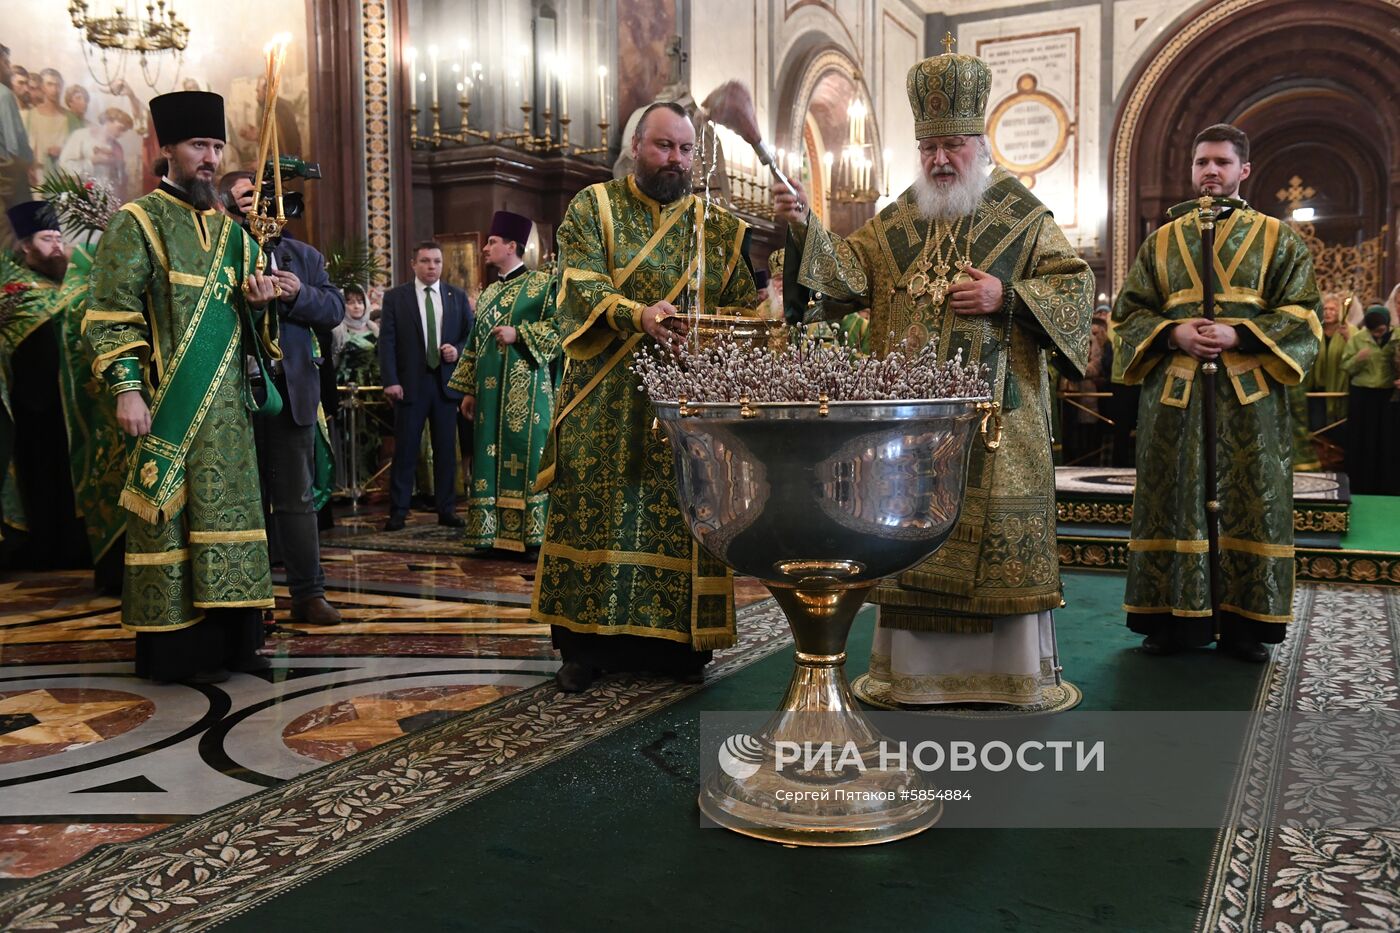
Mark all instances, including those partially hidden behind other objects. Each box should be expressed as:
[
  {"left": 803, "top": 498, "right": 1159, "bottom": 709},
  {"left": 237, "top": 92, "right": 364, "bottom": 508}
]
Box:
[
  {"left": 774, "top": 45, "right": 883, "bottom": 236},
  {"left": 1110, "top": 0, "right": 1400, "bottom": 297}
]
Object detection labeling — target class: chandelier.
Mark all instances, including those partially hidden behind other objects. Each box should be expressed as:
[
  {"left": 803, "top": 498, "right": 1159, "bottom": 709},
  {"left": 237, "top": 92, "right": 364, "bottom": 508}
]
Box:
[
  {"left": 68, "top": 0, "right": 190, "bottom": 93},
  {"left": 827, "top": 98, "right": 879, "bottom": 205}
]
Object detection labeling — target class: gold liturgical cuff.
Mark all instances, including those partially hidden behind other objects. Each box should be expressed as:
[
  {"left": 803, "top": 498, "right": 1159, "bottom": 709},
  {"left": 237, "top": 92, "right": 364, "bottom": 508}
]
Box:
[
  {"left": 609, "top": 299, "right": 647, "bottom": 333},
  {"left": 104, "top": 356, "right": 144, "bottom": 396}
]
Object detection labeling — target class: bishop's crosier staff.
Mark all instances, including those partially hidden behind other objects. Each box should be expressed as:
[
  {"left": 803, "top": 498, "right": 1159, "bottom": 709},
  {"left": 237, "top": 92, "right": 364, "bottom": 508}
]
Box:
[{"left": 1197, "top": 194, "right": 1224, "bottom": 640}]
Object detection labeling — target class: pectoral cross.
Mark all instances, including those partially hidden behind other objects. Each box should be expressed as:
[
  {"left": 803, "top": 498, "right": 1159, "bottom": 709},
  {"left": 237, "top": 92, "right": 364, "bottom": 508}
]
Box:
[
  {"left": 503, "top": 454, "right": 526, "bottom": 478},
  {"left": 907, "top": 261, "right": 952, "bottom": 305},
  {"left": 928, "top": 276, "right": 949, "bottom": 307}
]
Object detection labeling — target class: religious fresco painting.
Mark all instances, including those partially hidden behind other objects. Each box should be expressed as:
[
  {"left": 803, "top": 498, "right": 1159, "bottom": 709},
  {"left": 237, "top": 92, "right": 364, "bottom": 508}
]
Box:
[{"left": 1, "top": 0, "right": 311, "bottom": 205}]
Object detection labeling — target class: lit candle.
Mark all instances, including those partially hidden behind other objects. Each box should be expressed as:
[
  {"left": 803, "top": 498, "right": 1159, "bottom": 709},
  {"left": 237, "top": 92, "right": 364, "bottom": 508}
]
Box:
[
  {"left": 458, "top": 37, "right": 468, "bottom": 84},
  {"left": 428, "top": 45, "right": 439, "bottom": 107},
  {"left": 269, "top": 36, "right": 289, "bottom": 217},
  {"left": 544, "top": 54, "right": 553, "bottom": 113},
  {"left": 407, "top": 46, "right": 417, "bottom": 109},
  {"left": 462, "top": 76, "right": 472, "bottom": 106},
  {"left": 520, "top": 44, "right": 532, "bottom": 109},
  {"left": 597, "top": 65, "right": 607, "bottom": 120},
  {"left": 551, "top": 58, "right": 562, "bottom": 118}
]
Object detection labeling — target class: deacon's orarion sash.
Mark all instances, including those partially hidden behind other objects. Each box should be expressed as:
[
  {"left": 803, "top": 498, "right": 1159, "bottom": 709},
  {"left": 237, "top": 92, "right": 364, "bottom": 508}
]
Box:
[{"left": 118, "top": 211, "right": 254, "bottom": 524}]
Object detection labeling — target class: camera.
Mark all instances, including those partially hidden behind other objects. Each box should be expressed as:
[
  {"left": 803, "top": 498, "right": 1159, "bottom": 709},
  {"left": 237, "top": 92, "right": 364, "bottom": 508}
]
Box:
[{"left": 257, "top": 155, "right": 321, "bottom": 220}]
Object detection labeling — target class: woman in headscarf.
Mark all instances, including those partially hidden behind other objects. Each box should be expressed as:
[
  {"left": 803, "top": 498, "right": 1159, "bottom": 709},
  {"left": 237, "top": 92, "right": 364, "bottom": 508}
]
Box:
[{"left": 332, "top": 284, "right": 385, "bottom": 492}]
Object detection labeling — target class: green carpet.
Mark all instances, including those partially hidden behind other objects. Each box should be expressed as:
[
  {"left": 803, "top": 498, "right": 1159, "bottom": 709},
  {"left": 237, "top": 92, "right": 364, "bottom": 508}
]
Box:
[
  {"left": 224, "top": 573, "right": 1265, "bottom": 933},
  {"left": 1340, "top": 494, "right": 1400, "bottom": 553}
]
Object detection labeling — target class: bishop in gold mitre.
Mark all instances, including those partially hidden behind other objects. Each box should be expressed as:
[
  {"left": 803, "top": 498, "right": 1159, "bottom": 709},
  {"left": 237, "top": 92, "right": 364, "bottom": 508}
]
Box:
[{"left": 773, "top": 40, "right": 1095, "bottom": 708}]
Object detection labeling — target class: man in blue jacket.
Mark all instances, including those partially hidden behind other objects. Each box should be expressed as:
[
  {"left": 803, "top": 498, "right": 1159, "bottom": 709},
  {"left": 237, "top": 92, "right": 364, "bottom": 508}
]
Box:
[
  {"left": 220, "top": 171, "right": 345, "bottom": 626},
  {"left": 378, "top": 241, "right": 473, "bottom": 531}
]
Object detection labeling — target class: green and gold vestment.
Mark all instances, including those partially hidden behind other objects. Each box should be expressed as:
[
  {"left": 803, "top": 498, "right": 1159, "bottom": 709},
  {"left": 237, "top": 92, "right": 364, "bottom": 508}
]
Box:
[
  {"left": 792, "top": 169, "right": 1095, "bottom": 626},
  {"left": 532, "top": 176, "right": 757, "bottom": 649},
  {"left": 1307, "top": 328, "right": 1348, "bottom": 424},
  {"left": 0, "top": 246, "right": 128, "bottom": 560},
  {"left": 448, "top": 267, "right": 559, "bottom": 551},
  {"left": 1113, "top": 201, "right": 1320, "bottom": 629},
  {"left": 84, "top": 189, "right": 274, "bottom": 631},
  {"left": 1288, "top": 383, "right": 1319, "bottom": 471}
]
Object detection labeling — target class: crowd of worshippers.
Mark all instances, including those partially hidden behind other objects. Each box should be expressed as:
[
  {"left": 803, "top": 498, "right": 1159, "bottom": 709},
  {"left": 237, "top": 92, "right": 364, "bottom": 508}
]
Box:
[
  {"left": 0, "top": 59, "right": 1374, "bottom": 689},
  {"left": 1054, "top": 289, "right": 1400, "bottom": 493}
]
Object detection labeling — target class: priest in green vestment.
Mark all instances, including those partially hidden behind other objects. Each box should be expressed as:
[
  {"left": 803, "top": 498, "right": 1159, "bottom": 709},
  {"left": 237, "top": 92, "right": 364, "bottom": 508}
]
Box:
[
  {"left": 773, "top": 46, "right": 1095, "bottom": 707},
  {"left": 449, "top": 210, "right": 559, "bottom": 553},
  {"left": 1113, "top": 123, "right": 1320, "bottom": 662},
  {"left": 1, "top": 200, "right": 127, "bottom": 587},
  {"left": 533, "top": 101, "right": 758, "bottom": 692},
  {"left": 84, "top": 91, "right": 280, "bottom": 683}
]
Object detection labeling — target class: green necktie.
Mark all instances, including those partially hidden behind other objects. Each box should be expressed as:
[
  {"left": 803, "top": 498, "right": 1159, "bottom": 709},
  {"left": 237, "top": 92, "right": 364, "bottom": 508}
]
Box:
[{"left": 424, "top": 285, "right": 440, "bottom": 369}]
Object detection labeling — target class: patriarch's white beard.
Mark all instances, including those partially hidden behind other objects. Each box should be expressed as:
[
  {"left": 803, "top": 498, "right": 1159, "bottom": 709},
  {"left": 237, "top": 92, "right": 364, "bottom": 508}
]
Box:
[{"left": 913, "top": 164, "right": 991, "bottom": 220}]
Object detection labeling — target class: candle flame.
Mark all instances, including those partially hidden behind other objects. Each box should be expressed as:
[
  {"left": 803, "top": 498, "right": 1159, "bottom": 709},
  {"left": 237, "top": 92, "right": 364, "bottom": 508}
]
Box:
[{"left": 263, "top": 31, "right": 292, "bottom": 56}]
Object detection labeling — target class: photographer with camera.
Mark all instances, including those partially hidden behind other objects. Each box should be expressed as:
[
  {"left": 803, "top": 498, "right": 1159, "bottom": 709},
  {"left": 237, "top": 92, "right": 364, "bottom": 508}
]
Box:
[{"left": 219, "top": 166, "right": 345, "bottom": 626}]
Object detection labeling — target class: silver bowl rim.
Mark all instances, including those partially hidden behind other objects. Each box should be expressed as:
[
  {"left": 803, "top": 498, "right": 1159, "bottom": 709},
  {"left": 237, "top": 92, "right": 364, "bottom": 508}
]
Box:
[{"left": 652, "top": 395, "right": 992, "bottom": 417}]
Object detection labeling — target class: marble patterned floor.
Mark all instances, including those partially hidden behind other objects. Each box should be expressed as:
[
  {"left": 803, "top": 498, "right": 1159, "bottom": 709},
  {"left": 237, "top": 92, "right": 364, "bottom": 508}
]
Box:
[{"left": 0, "top": 512, "right": 770, "bottom": 882}]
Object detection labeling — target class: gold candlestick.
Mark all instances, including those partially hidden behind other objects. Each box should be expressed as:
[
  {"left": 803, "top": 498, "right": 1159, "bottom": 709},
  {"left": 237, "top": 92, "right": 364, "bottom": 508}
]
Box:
[
  {"left": 497, "top": 101, "right": 541, "bottom": 148},
  {"left": 441, "top": 98, "right": 490, "bottom": 144},
  {"left": 570, "top": 118, "right": 611, "bottom": 157}
]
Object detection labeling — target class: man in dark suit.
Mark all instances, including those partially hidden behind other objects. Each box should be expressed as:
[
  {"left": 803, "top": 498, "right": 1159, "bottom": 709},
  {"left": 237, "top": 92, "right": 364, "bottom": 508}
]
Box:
[
  {"left": 379, "top": 241, "right": 473, "bottom": 530},
  {"left": 219, "top": 171, "right": 346, "bottom": 626}
]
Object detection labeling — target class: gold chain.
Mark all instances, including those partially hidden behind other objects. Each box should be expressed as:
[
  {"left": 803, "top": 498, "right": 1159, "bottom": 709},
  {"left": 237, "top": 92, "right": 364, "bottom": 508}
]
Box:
[{"left": 907, "top": 212, "right": 975, "bottom": 302}]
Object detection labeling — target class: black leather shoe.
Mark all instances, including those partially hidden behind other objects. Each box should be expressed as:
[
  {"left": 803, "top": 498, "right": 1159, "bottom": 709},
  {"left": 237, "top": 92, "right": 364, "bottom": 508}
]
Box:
[
  {"left": 1220, "top": 638, "right": 1269, "bottom": 663},
  {"left": 438, "top": 514, "right": 465, "bottom": 528},
  {"left": 232, "top": 654, "right": 272, "bottom": 674},
  {"left": 291, "top": 596, "right": 343, "bottom": 626},
  {"left": 384, "top": 515, "right": 407, "bottom": 531},
  {"left": 555, "top": 661, "right": 597, "bottom": 693},
  {"left": 187, "top": 668, "right": 231, "bottom": 685},
  {"left": 1139, "top": 631, "right": 1179, "bottom": 656}
]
